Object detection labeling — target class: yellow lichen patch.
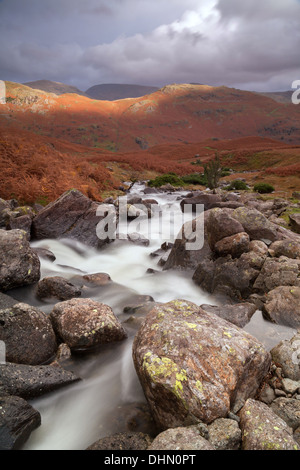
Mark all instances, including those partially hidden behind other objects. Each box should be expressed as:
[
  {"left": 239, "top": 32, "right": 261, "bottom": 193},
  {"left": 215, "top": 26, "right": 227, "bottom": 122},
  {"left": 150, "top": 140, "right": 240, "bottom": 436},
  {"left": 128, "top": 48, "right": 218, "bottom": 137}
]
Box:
[{"left": 142, "top": 353, "right": 188, "bottom": 399}]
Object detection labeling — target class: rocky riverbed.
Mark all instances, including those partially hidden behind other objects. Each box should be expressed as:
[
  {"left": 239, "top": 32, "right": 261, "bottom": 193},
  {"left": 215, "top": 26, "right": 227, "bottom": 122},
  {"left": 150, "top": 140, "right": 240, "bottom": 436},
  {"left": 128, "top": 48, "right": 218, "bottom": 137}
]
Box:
[{"left": 0, "top": 183, "right": 300, "bottom": 450}]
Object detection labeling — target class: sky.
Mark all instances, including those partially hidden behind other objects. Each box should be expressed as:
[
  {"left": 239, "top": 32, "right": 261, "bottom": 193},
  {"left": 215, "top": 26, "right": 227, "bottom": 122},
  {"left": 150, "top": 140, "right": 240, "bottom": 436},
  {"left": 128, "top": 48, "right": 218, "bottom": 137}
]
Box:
[{"left": 0, "top": 0, "right": 299, "bottom": 92}]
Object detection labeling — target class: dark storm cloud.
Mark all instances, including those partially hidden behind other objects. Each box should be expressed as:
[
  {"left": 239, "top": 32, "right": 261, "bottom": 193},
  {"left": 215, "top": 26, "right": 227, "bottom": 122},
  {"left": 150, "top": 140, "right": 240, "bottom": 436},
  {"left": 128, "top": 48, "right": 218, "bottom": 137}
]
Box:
[{"left": 0, "top": 0, "right": 299, "bottom": 91}]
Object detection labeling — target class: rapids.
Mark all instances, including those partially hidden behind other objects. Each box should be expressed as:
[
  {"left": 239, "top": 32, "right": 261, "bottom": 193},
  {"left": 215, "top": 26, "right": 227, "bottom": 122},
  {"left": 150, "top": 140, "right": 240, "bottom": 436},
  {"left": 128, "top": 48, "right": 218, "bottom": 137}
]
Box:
[{"left": 13, "top": 183, "right": 295, "bottom": 450}]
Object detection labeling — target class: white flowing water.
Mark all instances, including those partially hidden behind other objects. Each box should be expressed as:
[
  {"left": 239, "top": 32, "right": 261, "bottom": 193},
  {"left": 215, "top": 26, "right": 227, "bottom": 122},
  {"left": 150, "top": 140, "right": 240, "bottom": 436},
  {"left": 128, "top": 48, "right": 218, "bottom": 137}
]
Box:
[{"left": 17, "top": 183, "right": 296, "bottom": 450}]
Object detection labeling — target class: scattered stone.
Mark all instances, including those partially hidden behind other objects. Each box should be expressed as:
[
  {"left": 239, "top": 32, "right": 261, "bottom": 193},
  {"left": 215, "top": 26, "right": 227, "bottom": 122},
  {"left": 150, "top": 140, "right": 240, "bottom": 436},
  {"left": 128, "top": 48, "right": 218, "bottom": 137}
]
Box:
[
  {"left": 268, "top": 240, "right": 300, "bottom": 259},
  {"left": 208, "top": 418, "right": 242, "bottom": 450},
  {"left": 281, "top": 378, "right": 300, "bottom": 395},
  {"left": 0, "top": 395, "right": 41, "bottom": 450},
  {"left": 239, "top": 398, "right": 299, "bottom": 450},
  {"left": 289, "top": 213, "right": 300, "bottom": 234},
  {"left": 50, "top": 298, "right": 127, "bottom": 351},
  {"left": 271, "top": 398, "right": 300, "bottom": 431},
  {"left": 87, "top": 432, "right": 153, "bottom": 450},
  {"left": 253, "top": 257, "right": 300, "bottom": 294},
  {"left": 263, "top": 286, "right": 300, "bottom": 328},
  {"left": 147, "top": 424, "right": 215, "bottom": 450},
  {"left": 271, "top": 332, "right": 300, "bottom": 381},
  {"left": 0, "top": 303, "right": 57, "bottom": 365},
  {"left": 0, "top": 229, "right": 40, "bottom": 292}
]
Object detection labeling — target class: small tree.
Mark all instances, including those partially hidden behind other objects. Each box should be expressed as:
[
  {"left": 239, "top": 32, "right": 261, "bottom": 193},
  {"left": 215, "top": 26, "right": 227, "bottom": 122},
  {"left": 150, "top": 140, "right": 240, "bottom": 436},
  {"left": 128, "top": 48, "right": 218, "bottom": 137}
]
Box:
[{"left": 204, "top": 152, "right": 222, "bottom": 190}]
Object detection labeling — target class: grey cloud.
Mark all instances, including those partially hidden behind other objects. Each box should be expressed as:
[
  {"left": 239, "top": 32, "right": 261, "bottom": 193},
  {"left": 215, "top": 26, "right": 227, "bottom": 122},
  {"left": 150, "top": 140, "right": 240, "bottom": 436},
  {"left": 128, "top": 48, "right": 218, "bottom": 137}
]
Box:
[{"left": 0, "top": 0, "right": 299, "bottom": 91}]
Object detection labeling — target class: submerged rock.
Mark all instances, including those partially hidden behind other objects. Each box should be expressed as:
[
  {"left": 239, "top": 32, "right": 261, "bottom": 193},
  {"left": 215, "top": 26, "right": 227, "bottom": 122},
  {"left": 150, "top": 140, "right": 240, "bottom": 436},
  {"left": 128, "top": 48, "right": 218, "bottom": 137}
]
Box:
[
  {"left": 132, "top": 299, "right": 271, "bottom": 430},
  {"left": 0, "top": 229, "right": 40, "bottom": 292}
]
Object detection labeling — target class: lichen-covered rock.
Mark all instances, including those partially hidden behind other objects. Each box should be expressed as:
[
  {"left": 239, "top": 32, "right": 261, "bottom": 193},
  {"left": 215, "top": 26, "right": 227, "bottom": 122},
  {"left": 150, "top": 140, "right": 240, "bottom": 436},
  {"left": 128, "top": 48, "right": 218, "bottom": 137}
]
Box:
[
  {"left": 208, "top": 418, "right": 242, "bottom": 450},
  {"left": 50, "top": 298, "right": 127, "bottom": 351},
  {"left": 253, "top": 257, "right": 300, "bottom": 293},
  {"left": 132, "top": 300, "right": 271, "bottom": 430},
  {"left": 0, "top": 395, "right": 41, "bottom": 450},
  {"left": 271, "top": 398, "right": 300, "bottom": 431},
  {"left": 263, "top": 286, "right": 300, "bottom": 328},
  {"left": 147, "top": 424, "right": 215, "bottom": 450},
  {"left": 231, "top": 207, "right": 278, "bottom": 242},
  {"left": 239, "top": 399, "right": 299, "bottom": 450},
  {"left": 0, "top": 303, "right": 57, "bottom": 365},
  {"left": 271, "top": 332, "right": 300, "bottom": 381},
  {"left": 269, "top": 240, "right": 300, "bottom": 259},
  {"left": 0, "top": 229, "right": 40, "bottom": 292}
]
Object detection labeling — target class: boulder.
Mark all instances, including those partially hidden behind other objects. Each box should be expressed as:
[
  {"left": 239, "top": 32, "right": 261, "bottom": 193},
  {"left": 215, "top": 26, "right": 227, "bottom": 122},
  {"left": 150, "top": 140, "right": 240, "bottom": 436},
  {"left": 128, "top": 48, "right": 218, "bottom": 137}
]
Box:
[
  {"left": 0, "top": 229, "right": 40, "bottom": 292},
  {"left": 205, "top": 208, "right": 244, "bottom": 249},
  {"left": 200, "top": 302, "right": 257, "bottom": 328},
  {"left": 0, "top": 395, "right": 41, "bottom": 450},
  {"left": 163, "top": 213, "right": 213, "bottom": 270},
  {"left": 262, "top": 286, "right": 300, "bottom": 328},
  {"left": 289, "top": 213, "right": 300, "bottom": 234},
  {"left": 231, "top": 207, "right": 278, "bottom": 242},
  {"left": 82, "top": 273, "right": 112, "bottom": 286},
  {"left": 132, "top": 300, "right": 271, "bottom": 430},
  {"left": 0, "top": 303, "right": 57, "bottom": 365},
  {"left": 50, "top": 298, "right": 127, "bottom": 351},
  {"left": 0, "top": 362, "right": 80, "bottom": 399},
  {"left": 31, "top": 189, "right": 116, "bottom": 249},
  {"left": 253, "top": 257, "right": 300, "bottom": 294},
  {"left": 269, "top": 240, "right": 300, "bottom": 259},
  {"left": 8, "top": 215, "right": 32, "bottom": 239},
  {"left": 214, "top": 232, "right": 250, "bottom": 258},
  {"left": 239, "top": 399, "right": 299, "bottom": 450},
  {"left": 148, "top": 424, "right": 215, "bottom": 450},
  {"left": 180, "top": 193, "right": 222, "bottom": 212},
  {"left": 36, "top": 276, "right": 82, "bottom": 301},
  {"left": 270, "top": 332, "right": 300, "bottom": 381}
]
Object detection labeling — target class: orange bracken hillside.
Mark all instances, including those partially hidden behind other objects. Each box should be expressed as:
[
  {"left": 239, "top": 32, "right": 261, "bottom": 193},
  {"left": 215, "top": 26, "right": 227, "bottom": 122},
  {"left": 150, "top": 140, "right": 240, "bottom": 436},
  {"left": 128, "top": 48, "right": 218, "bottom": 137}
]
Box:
[{"left": 0, "top": 81, "right": 299, "bottom": 203}]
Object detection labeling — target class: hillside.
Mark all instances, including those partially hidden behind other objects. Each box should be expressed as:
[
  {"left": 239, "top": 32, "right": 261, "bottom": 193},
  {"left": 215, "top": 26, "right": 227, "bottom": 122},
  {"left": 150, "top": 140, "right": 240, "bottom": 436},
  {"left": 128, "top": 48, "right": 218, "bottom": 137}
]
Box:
[
  {"left": 85, "top": 83, "right": 159, "bottom": 101},
  {"left": 2, "top": 82, "right": 300, "bottom": 153},
  {"left": 0, "top": 81, "right": 299, "bottom": 204},
  {"left": 24, "top": 80, "right": 87, "bottom": 96}
]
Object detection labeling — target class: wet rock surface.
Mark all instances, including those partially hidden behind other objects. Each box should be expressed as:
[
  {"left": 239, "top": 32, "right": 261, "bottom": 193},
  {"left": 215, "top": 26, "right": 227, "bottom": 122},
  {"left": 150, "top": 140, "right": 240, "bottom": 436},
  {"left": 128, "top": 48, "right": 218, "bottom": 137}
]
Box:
[{"left": 133, "top": 299, "right": 271, "bottom": 430}]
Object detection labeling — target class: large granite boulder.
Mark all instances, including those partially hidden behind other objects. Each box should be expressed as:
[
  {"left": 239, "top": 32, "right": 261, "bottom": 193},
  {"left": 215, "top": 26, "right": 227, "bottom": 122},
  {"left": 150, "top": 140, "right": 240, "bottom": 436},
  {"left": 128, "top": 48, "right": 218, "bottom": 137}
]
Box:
[
  {"left": 262, "top": 286, "right": 300, "bottom": 328},
  {"left": 132, "top": 300, "right": 271, "bottom": 430}
]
